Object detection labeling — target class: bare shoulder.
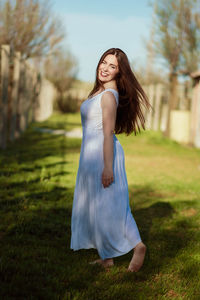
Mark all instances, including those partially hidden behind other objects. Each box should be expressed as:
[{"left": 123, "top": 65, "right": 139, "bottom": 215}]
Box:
[{"left": 101, "top": 91, "right": 117, "bottom": 109}]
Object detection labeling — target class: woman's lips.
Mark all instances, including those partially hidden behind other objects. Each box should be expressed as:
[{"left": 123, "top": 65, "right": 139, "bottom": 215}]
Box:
[{"left": 100, "top": 71, "right": 108, "bottom": 77}]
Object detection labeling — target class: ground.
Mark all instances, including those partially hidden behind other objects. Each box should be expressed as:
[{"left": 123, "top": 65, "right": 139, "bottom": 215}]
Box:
[{"left": 0, "top": 112, "right": 200, "bottom": 300}]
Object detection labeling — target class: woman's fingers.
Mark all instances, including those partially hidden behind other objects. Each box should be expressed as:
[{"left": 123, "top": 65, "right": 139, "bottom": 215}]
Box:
[
  {"left": 102, "top": 175, "right": 113, "bottom": 181},
  {"left": 102, "top": 177, "right": 113, "bottom": 183},
  {"left": 102, "top": 176, "right": 114, "bottom": 187},
  {"left": 101, "top": 168, "right": 114, "bottom": 188}
]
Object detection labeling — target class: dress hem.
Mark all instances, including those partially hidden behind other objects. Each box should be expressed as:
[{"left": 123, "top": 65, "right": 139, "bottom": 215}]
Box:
[{"left": 70, "top": 238, "right": 142, "bottom": 260}]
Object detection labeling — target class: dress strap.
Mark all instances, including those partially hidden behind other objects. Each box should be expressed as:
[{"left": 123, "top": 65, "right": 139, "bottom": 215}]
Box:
[{"left": 102, "top": 88, "right": 119, "bottom": 106}]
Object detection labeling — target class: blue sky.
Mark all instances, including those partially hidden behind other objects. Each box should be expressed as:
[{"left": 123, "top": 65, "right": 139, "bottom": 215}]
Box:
[{"left": 53, "top": 0, "right": 153, "bottom": 82}]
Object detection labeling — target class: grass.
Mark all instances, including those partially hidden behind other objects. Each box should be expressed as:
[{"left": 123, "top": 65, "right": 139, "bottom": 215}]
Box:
[
  {"left": 32, "top": 111, "right": 82, "bottom": 131},
  {"left": 0, "top": 111, "right": 200, "bottom": 300}
]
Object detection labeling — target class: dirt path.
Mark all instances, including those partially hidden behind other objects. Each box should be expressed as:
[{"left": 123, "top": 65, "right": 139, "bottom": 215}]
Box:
[{"left": 34, "top": 127, "right": 82, "bottom": 138}]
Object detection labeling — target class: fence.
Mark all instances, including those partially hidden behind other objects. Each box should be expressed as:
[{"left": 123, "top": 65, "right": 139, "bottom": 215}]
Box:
[
  {"left": 143, "top": 80, "right": 200, "bottom": 148},
  {"left": 0, "top": 44, "right": 57, "bottom": 149},
  {"left": 190, "top": 71, "right": 200, "bottom": 148},
  {"left": 65, "top": 79, "right": 200, "bottom": 148},
  {"left": 1, "top": 43, "right": 199, "bottom": 149}
]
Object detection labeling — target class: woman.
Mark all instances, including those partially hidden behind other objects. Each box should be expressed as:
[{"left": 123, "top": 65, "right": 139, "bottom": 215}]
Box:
[{"left": 70, "top": 48, "right": 151, "bottom": 272}]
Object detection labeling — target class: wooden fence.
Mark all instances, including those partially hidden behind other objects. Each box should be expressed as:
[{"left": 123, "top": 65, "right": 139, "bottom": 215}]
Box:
[
  {"left": 0, "top": 44, "right": 57, "bottom": 149},
  {"left": 190, "top": 71, "right": 200, "bottom": 148},
  {"left": 143, "top": 80, "right": 200, "bottom": 148},
  {"left": 1, "top": 43, "right": 200, "bottom": 149},
  {"left": 65, "top": 79, "right": 200, "bottom": 148}
]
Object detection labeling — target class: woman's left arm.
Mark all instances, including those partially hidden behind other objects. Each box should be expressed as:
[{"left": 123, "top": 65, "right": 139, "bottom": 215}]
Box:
[{"left": 101, "top": 92, "right": 117, "bottom": 188}]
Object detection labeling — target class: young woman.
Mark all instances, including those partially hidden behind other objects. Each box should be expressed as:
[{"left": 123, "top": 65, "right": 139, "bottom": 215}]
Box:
[{"left": 70, "top": 48, "right": 151, "bottom": 272}]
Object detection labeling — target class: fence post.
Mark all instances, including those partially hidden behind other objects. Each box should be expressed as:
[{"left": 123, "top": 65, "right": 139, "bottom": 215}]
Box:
[
  {"left": 24, "top": 61, "right": 30, "bottom": 128},
  {"left": 190, "top": 74, "right": 200, "bottom": 148},
  {"left": 30, "top": 69, "right": 38, "bottom": 122},
  {"left": 160, "top": 103, "right": 168, "bottom": 132},
  {"left": 194, "top": 83, "right": 200, "bottom": 148},
  {"left": 32, "top": 73, "right": 42, "bottom": 122},
  {"left": 26, "top": 63, "right": 38, "bottom": 125},
  {"left": 146, "top": 84, "right": 154, "bottom": 129},
  {"left": 152, "top": 84, "right": 162, "bottom": 131},
  {"left": 17, "top": 61, "right": 27, "bottom": 133},
  {"left": 0, "top": 45, "right": 10, "bottom": 149},
  {"left": 10, "top": 51, "right": 21, "bottom": 141}
]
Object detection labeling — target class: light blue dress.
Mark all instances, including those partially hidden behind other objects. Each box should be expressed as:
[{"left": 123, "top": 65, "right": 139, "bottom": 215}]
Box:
[{"left": 70, "top": 88, "right": 142, "bottom": 260}]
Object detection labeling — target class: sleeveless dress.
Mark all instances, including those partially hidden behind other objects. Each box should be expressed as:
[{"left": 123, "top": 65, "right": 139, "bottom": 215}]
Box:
[{"left": 70, "top": 88, "right": 142, "bottom": 260}]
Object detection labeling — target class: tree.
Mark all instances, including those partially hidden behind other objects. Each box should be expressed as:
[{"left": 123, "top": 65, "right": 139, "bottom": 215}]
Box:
[
  {"left": 151, "top": 0, "right": 200, "bottom": 136},
  {"left": 44, "top": 49, "right": 78, "bottom": 112},
  {"left": 0, "top": 0, "right": 65, "bottom": 59},
  {"left": 44, "top": 50, "right": 77, "bottom": 94},
  {"left": 132, "top": 59, "right": 167, "bottom": 86}
]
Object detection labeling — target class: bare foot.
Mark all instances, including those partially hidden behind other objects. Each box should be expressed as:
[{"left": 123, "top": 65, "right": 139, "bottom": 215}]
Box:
[
  {"left": 128, "top": 242, "right": 146, "bottom": 272},
  {"left": 89, "top": 258, "right": 114, "bottom": 268}
]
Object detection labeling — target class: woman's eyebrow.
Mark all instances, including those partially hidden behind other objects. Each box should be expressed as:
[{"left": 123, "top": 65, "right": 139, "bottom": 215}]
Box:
[
  {"left": 103, "top": 60, "right": 118, "bottom": 67},
  {"left": 110, "top": 63, "right": 118, "bottom": 67}
]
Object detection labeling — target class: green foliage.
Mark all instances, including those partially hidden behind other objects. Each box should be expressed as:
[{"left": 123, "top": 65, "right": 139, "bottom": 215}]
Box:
[{"left": 0, "top": 113, "right": 200, "bottom": 299}]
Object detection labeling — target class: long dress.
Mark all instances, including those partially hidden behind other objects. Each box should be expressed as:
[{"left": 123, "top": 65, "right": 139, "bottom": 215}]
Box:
[{"left": 70, "top": 88, "right": 142, "bottom": 260}]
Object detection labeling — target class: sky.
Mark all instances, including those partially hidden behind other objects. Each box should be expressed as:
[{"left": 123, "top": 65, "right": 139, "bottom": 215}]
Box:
[{"left": 52, "top": 0, "right": 153, "bottom": 82}]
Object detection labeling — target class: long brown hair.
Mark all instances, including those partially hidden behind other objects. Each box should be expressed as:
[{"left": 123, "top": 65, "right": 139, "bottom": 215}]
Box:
[{"left": 88, "top": 48, "right": 152, "bottom": 136}]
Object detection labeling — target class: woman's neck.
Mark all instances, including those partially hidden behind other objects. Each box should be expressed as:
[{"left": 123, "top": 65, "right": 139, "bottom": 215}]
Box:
[{"left": 103, "top": 80, "right": 117, "bottom": 91}]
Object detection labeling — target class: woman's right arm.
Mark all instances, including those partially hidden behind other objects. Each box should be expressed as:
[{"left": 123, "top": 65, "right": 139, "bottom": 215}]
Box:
[{"left": 101, "top": 91, "right": 117, "bottom": 188}]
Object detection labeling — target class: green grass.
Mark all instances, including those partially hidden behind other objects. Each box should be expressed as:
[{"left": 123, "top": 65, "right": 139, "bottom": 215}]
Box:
[
  {"left": 0, "top": 112, "right": 200, "bottom": 300},
  {"left": 32, "top": 111, "right": 82, "bottom": 131}
]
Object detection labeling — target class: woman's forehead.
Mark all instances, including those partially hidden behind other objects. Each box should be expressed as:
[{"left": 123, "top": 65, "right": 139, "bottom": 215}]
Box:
[{"left": 103, "top": 54, "right": 118, "bottom": 66}]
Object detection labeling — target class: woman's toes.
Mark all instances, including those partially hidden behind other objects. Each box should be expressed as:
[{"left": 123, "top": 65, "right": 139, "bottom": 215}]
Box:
[
  {"left": 89, "top": 259, "right": 103, "bottom": 265},
  {"left": 89, "top": 258, "right": 114, "bottom": 268}
]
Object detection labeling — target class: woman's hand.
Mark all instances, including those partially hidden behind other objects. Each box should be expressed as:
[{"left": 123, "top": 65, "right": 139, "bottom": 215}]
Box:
[{"left": 102, "top": 167, "right": 114, "bottom": 188}]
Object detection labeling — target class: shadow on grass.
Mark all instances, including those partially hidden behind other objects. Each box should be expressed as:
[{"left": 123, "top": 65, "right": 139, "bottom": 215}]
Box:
[
  {"left": 1, "top": 129, "right": 81, "bottom": 165},
  {"left": 0, "top": 124, "right": 81, "bottom": 298},
  {"left": 0, "top": 177, "right": 198, "bottom": 300},
  {"left": 0, "top": 125, "right": 199, "bottom": 299}
]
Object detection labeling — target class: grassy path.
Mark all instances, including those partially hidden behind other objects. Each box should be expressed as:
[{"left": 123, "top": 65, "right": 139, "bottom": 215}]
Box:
[{"left": 0, "top": 112, "right": 200, "bottom": 300}]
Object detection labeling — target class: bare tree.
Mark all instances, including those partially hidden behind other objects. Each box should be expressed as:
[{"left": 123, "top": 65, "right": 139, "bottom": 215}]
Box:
[
  {"left": 0, "top": 0, "right": 65, "bottom": 59},
  {"left": 44, "top": 49, "right": 78, "bottom": 112},
  {"left": 44, "top": 50, "right": 78, "bottom": 94},
  {"left": 151, "top": 0, "right": 200, "bottom": 136},
  {"left": 132, "top": 59, "right": 167, "bottom": 85}
]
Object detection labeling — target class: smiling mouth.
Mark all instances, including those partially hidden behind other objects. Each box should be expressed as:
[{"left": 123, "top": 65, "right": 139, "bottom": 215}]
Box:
[{"left": 100, "top": 71, "right": 109, "bottom": 77}]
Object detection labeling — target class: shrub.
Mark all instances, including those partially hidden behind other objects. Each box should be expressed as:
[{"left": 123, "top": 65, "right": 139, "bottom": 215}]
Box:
[{"left": 54, "top": 95, "right": 80, "bottom": 113}]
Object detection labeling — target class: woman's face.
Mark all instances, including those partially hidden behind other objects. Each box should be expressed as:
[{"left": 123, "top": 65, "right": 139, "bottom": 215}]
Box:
[{"left": 98, "top": 54, "right": 119, "bottom": 83}]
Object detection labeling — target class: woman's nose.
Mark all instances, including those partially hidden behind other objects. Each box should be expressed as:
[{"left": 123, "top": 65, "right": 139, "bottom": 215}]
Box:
[{"left": 103, "top": 65, "right": 108, "bottom": 72}]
